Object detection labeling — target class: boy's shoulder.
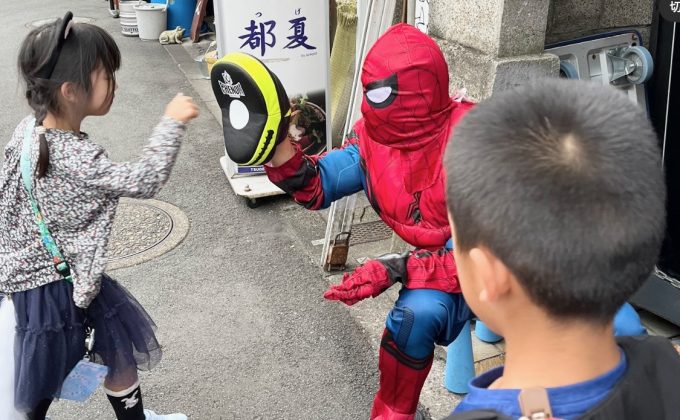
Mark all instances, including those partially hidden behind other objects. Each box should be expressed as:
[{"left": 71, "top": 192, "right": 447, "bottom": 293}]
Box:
[
  {"left": 617, "top": 334, "right": 680, "bottom": 358},
  {"left": 588, "top": 335, "right": 680, "bottom": 419},
  {"left": 445, "top": 335, "right": 680, "bottom": 420}
]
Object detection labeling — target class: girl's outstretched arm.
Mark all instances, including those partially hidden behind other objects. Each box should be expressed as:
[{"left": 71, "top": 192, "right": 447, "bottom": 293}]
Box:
[
  {"left": 68, "top": 94, "right": 198, "bottom": 197},
  {"left": 69, "top": 116, "right": 186, "bottom": 198}
]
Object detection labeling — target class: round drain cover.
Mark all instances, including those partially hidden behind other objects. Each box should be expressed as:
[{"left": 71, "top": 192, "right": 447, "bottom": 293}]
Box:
[
  {"left": 107, "top": 198, "right": 189, "bottom": 270},
  {"left": 108, "top": 202, "right": 173, "bottom": 260},
  {"left": 26, "top": 16, "right": 96, "bottom": 29}
]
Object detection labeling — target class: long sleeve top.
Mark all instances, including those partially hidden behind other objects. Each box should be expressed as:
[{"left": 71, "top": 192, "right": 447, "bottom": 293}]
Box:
[{"left": 0, "top": 115, "right": 185, "bottom": 308}]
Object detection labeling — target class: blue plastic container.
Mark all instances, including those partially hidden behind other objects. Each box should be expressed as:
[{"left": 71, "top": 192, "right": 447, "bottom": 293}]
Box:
[
  {"left": 613, "top": 302, "right": 647, "bottom": 336},
  {"left": 151, "top": 0, "right": 196, "bottom": 32},
  {"left": 474, "top": 321, "right": 503, "bottom": 343},
  {"left": 444, "top": 320, "right": 475, "bottom": 394}
]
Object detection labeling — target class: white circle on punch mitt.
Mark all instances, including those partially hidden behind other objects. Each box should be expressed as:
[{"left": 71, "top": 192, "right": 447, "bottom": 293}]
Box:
[{"left": 229, "top": 100, "right": 250, "bottom": 130}]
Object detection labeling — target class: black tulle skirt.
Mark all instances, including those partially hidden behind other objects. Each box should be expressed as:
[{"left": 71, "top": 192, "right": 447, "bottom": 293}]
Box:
[{"left": 6, "top": 274, "right": 162, "bottom": 412}]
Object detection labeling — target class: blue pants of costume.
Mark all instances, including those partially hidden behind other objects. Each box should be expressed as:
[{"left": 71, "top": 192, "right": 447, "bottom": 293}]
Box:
[
  {"left": 370, "top": 288, "right": 472, "bottom": 419},
  {"left": 386, "top": 288, "right": 472, "bottom": 359}
]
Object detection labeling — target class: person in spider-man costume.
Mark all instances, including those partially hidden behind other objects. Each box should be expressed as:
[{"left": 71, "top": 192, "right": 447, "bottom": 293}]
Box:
[
  {"left": 265, "top": 24, "right": 473, "bottom": 419},
  {"left": 263, "top": 21, "right": 647, "bottom": 418}
]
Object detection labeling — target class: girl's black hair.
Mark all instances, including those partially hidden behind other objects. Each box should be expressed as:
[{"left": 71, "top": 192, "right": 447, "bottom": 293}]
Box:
[{"left": 18, "top": 18, "right": 121, "bottom": 178}]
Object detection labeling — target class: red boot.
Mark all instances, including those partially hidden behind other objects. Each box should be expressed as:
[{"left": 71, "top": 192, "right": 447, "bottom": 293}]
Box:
[{"left": 370, "top": 330, "right": 434, "bottom": 420}]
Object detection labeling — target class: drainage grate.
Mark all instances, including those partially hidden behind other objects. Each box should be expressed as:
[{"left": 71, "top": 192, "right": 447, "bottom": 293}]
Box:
[
  {"left": 107, "top": 198, "right": 189, "bottom": 270},
  {"left": 350, "top": 220, "right": 393, "bottom": 245}
]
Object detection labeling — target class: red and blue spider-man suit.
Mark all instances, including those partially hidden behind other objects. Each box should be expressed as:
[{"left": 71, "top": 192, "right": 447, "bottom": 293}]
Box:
[{"left": 266, "top": 24, "right": 474, "bottom": 419}]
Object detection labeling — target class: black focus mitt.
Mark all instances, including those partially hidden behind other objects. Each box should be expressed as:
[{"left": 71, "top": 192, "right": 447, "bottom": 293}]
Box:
[{"left": 211, "top": 52, "right": 290, "bottom": 166}]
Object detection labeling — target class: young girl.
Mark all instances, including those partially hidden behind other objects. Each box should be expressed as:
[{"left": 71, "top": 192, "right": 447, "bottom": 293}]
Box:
[{"left": 0, "top": 12, "right": 198, "bottom": 420}]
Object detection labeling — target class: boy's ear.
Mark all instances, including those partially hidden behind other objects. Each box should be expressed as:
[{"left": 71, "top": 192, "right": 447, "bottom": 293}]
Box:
[{"left": 469, "top": 246, "right": 512, "bottom": 302}]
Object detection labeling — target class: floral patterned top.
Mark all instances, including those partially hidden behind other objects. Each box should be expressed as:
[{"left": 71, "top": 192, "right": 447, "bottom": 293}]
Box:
[{"left": 0, "top": 116, "right": 185, "bottom": 308}]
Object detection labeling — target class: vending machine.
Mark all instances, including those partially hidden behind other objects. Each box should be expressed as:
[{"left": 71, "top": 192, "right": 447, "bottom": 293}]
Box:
[
  {"left": 630, "top": 10, "right": 680, "bottom": 326},
  {"left": 546, "top": 9, "right": 680, "bottom": 326}
]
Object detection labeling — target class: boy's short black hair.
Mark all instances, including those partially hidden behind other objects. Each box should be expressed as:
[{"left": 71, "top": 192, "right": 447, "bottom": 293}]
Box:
[{"left": 445, "top": 79, "right": 666, "bottom": 322}]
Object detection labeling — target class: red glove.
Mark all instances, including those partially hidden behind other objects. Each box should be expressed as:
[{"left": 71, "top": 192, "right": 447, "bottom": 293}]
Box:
[{"left": 324, "top": 253, "right": 407, "bottom": 306}]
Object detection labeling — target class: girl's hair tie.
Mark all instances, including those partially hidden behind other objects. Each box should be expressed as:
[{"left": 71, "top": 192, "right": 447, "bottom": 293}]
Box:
[{"left": 35, "top": 125, "right": 47, "bottom": 135}]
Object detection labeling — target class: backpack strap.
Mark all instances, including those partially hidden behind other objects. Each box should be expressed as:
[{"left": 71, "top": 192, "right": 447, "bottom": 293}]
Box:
[
  {"left": 20, "top": 117, "right": 72, "bottom": 283},
  {"left": 518, "top": 387, "right": 556, "bottom": 420},
  {"left": 442, "top": 388, "right": 558, "bottom": 420},
  {"left": 443, "top": 409, "right": 513, "bottom": 420}
]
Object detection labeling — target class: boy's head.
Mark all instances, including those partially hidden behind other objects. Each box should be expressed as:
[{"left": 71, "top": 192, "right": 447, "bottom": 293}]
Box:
[{"left": 444, "top": 79, "right": 666, "bottom": 332}]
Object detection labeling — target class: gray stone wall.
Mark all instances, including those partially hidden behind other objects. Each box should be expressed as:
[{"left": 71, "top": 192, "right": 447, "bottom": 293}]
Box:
[
  {"left": 426, "top": 0, "right": 654, "bottom": 100},
  {"left": 546, "top": 0, "right": 655, "bottom": 47},
  {"left": 428, "top": 0, "right": 559, "bottom": 100}
]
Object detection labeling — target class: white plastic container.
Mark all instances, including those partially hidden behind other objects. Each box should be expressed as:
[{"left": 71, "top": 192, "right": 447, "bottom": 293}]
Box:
[
  {"left": 119, "top": 0, "right": 139, "bottom": 37},
  {"left": 135, "top": 0, "right": 168, "bottom": 41}
]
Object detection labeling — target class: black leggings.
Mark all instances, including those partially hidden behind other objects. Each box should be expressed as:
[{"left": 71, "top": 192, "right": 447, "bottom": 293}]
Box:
[{"left": 27, "top": 399, "right": 52, "bottom": 420}]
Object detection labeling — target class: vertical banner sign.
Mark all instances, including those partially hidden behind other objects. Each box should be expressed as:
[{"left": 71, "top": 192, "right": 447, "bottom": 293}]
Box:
[{"left": 214, "top": 1, "right": 331, "bottom": 175}]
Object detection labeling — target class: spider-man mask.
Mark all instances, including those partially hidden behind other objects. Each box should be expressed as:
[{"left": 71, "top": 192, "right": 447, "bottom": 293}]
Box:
[{"left": 361, "top": 23, "right": 453, "bottom": 151}]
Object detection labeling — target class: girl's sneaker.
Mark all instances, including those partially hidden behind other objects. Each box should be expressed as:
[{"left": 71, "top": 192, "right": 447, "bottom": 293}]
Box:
[{"left": 144, "top": 409, "right": 188, "bottom": 420}]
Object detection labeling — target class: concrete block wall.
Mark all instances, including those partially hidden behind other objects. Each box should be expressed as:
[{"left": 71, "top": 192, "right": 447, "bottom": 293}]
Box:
[
  {"left": 428, "top": 0, "right": 559, "bottom": 100},
  {"left": 427, "top": 0, "right": 654, "bottom": 100},
  {"left": 546, "top": 0, "right": 655, "bottom": 47}
]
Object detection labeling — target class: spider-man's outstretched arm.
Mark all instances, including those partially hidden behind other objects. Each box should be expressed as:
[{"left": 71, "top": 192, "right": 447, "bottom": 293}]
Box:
[
  {"left": 264, "top": 134, "right": 364, "bottom": 210},
  {"left": 324, "top": 241, "right": 461, "bottom": 305}
]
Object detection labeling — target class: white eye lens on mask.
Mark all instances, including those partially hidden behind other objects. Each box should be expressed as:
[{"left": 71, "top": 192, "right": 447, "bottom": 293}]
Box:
[{"left": 366, "top": 86, "right": 393, "bottom": 104}]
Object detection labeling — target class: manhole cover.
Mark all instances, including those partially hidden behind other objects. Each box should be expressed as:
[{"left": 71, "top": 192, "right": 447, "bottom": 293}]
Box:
[
  {"left": 107, "top": 198, "right": 189, "bottom": 270},
  {"left": 108, "top": 202, "right": 172, "bottom": 259},
  {"left": 26, "top": 16, "right": 96, "bottom": 29},
  {"left": 350, "top": 220, "right": 394, "bottom": 245}
]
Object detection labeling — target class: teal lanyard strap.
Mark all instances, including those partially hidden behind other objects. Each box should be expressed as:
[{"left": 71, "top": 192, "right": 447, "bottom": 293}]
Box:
[{"left": 20, "top": 117, "right": 72, "bottom": 283}]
